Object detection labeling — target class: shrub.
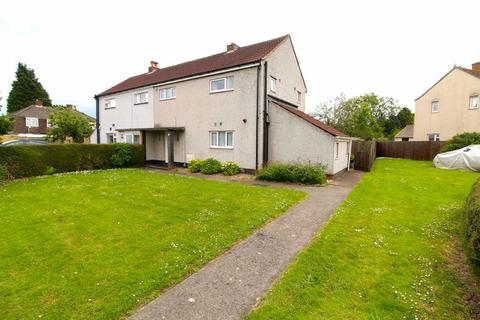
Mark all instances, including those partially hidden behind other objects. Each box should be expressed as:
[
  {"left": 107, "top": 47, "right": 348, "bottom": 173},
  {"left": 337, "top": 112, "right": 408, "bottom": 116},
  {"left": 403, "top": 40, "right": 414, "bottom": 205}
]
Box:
[
  {"left": 222, "top": 161, "right": 240, "bottom": 176},
  {"left": 110, "top": 143, "right": 132, "bottom": 167},
  {"left": 256, "top": 162, "right": 327, "bottom": 185},
  {"left": 442, "top": 132, "right": 480, "bottom": 152},
  {"left": 0, "top": 144, "right": 144, "bottom": 180},
  {"left": 45, "top": 166, "right": 55, "bottom": 175},
  {"left": 465, "top": 178, "right": 480, "bottom": 264},
  {"left": 201, "top": 158, "right": 222, "bottom": 174},
  {"left": 0, "top": 165, "right": 7, "bottom": 182},
  {"left": 188, "top": 159, "right": 203, "bottom": 173}
]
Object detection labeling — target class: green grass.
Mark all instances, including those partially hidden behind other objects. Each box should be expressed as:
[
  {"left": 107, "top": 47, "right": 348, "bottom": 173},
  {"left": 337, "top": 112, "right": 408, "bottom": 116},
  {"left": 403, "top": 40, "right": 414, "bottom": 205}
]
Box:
[
  {"left": 248, "top": 159, "right": 480, "bottom": 320},
  {"left": 0, "top": 169, "right": 304, "bottom": 319}
]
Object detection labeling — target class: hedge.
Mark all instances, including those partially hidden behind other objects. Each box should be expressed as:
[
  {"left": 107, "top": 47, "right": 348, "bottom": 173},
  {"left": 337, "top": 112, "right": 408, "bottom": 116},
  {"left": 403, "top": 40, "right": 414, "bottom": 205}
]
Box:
[
  {"left": 465, "top": 178, "right": 480, "bottom": 263},
  {"left": 0, "top": 144, "right": 144, "bottom": 180},
  {"left": 256, "top": 162, "right": 327, "bottom": 185}
]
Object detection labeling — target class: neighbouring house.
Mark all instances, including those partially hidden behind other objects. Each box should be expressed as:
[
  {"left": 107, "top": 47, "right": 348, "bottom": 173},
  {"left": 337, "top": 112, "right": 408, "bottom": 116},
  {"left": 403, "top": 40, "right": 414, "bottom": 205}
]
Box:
[
  {"left": 8, "top": 100, "right": 96, "bottom": 142},
  {"left": 394, "top": 124, "right": 414, "bottom": 141},
  {"left": 95, "top": 35, "right": 353, "bottom": 175},
  {"left": 414, "top": 62, "right": 480, "bottom": 141}
]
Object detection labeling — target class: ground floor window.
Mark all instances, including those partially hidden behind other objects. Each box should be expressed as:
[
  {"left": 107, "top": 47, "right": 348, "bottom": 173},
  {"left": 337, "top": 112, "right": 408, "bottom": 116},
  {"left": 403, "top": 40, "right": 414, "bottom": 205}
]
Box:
[
  {"left": 106, "top": 133, "right": 117, "bottom": 144},
  {"left": 210, "top": 131, "right": 233, "bottom": 148},
  {"left": 125, "top": 134, "right": 140, "bottom": 144},
  {"left": 427, "top": 133, "right": 440, "bottom": 141}
]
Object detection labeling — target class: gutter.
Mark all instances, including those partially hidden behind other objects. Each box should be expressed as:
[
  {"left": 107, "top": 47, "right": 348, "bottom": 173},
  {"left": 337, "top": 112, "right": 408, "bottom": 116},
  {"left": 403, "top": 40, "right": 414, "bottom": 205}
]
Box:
[
  {"left": 255, "top": 65, "right": 260, "bottom": 170},
  {"left": 262, "top": 61, "right": 269, "bottom": 167},
  {"left": 94, "top": 95, "right": 100, "bottom": 144}
]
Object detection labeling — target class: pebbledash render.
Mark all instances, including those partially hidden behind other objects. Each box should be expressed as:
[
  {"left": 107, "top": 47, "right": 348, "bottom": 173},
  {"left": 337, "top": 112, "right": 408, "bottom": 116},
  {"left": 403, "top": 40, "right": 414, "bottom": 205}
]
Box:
[{"left": 95, "top": 35, "right": 353, "bottom": 175}]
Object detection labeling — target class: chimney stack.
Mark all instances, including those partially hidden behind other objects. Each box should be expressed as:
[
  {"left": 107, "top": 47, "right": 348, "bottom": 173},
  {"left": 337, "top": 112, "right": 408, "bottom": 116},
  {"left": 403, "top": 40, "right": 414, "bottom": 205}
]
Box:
[
  {"left": 34, "top": 99, "right": 42, "bottom": 107},
  {"left": 226, "top": 43, "right": 240, "bottom": 52},
  {"left": 149, "top": 61, "right": 158, "bottom": 72},
  {"left": 472, "top": 62, "right": 480, "bottom": 72}
]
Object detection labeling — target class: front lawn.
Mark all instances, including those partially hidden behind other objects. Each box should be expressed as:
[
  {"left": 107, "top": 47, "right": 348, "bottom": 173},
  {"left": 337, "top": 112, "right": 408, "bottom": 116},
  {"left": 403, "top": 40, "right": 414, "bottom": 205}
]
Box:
[
  {"left": 0, "top": 169, "right": 304, "bottom": 319},
  {"left": 248, "top": 159, "right": 480, "bottom": 320}
]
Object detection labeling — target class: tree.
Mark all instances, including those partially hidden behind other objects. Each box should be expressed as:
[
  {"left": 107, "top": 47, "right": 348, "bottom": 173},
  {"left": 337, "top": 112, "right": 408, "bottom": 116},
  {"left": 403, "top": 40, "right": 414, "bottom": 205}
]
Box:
[
  {"left": 442, "top": 132, "right": 480, "bottom": 152},
  {"left": 7, "top": 63, "right": 52, "bottom": 113},
  {"left": 0, "top": 115, "right": 13, "bottom": 135},
  {"left": 47, "top": 109, "right": 93, "bottom": 143},
  {"left": 313, "top": 93, "right": 409, "bottom": 140}
]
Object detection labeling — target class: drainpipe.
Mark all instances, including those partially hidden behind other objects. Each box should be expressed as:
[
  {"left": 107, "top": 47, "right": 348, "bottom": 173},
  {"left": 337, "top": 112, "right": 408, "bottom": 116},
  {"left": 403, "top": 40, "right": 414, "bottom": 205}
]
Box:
[
  {"left": 262, "top": 61, "right": 269, "bottom": 167},
  {"left": 255, "top": 64, "right": 260, "bottom": 170},
  {"left": 94, "top": 95, "right": 100, "bottom": 144}
]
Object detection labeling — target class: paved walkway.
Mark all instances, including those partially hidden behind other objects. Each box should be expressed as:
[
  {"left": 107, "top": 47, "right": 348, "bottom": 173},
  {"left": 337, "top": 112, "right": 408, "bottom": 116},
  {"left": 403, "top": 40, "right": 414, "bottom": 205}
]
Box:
[{"left": 130, "top": 170, "right": 362, "bottom": 320}]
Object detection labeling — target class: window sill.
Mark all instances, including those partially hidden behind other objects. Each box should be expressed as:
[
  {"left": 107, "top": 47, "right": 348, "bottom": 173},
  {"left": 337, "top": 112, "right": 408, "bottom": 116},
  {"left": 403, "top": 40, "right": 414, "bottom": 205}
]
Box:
[
  {"left": 469, "top": 107, "right": 479, "bottom": 110},
  {"left": 210, "top": 89, "right": 234, "bottom": 94},
  {"left": 160, "top": 97, "right": 176, "bottom": 101},
  {"left": 210, "top": 146, "right": 234, "bottom": 149},
  {"left": 134, "top": 102, "right": 149, "bottom": 105},
  {"left": 431, "top": 111, "right": 439, "bottom": 113}
]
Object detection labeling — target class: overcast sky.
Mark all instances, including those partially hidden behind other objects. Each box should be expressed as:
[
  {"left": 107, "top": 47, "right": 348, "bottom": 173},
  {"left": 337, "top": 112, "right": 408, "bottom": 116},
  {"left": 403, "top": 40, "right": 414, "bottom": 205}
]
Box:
[{"left": 1, "top": 0, "right": 480, "bottom": 117}]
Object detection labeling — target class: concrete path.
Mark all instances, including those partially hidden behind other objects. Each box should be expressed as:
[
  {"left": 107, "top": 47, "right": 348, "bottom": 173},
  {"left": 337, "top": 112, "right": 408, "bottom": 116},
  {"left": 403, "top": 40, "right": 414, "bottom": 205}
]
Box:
[{"left": 130, "top": 171, "right": 362, "bottom": 320}]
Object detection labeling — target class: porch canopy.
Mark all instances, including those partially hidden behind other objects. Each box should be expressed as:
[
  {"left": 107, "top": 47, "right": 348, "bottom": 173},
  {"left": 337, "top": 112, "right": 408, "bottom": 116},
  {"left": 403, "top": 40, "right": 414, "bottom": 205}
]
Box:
[{"left": 116, "top": 126, "right": 185, "bottom": 168}]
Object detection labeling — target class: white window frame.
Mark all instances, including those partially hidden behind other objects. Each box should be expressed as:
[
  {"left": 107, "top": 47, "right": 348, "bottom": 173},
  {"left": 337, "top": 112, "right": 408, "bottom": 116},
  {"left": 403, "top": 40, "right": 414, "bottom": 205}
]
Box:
[
  {"left": 209, "top": 76, "right": 234, "bottom": 93},
  {"left": 427, "top": 133, "right": 440, "bottom": 141},
  {"left": 470, "top": 95, "right": 479, "bottom": 110},
  {"left": 159, "top": 87, "right": 176, "bottom": 101},
  {"left": 270, "top": 76, "right": 277, "bottom": 93},
  {"left": 125, "top": 133, "right": 140, "bottom": 144},
  {"left": 134, "top": 91, "right": 149, "bottom": 104},
  {"left": 26, "top": 117, "right": 39, "bottom": 128},
  {"left": 105, "top": 98, "right": 116, "bottom": 109},
  {"left": 210, "top": 131, "right": 234, "bottom": 149},
  {"left": 431, "top": 101, "right": 439, "bottom": 113},
  {"left": 106, "top": 133, "right": 117, "bottom": 144}
]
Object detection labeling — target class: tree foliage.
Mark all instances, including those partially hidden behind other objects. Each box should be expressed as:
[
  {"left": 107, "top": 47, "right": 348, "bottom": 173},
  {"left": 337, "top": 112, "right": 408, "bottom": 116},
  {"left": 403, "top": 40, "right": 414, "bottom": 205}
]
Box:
[
  {"left": 7, "top": 63, "right": 52, "bottom": 113},
  {"left": 313, "top": 93, "right": 413, "bottom": 140},
  {"left": 0, "top": 115, "right": 13, "bottom": 135},
  {"left": 47, "top": 109, "right": 93, "bottom": 143},
  {"left": 442, "top": 132, "right": 480, "bottom": 152}
]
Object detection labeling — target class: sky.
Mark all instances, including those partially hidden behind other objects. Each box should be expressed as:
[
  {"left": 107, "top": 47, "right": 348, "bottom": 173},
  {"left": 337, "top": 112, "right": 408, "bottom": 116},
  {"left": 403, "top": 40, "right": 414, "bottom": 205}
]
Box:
[{"left": 1, "top": 0, "right": 480, "bottom": 117}]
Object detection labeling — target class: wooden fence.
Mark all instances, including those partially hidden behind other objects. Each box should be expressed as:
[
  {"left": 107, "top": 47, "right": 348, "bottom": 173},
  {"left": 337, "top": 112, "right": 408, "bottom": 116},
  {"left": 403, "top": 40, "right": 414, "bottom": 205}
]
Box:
[
  {"left": 351, "top": 141, "right": 376, "bottom": 171},
  {"left": 376, "top": 141, "right": 446, "bottom": 161},
  {"left": 352, "top": 141, "right": 446, "bottom": 171}
]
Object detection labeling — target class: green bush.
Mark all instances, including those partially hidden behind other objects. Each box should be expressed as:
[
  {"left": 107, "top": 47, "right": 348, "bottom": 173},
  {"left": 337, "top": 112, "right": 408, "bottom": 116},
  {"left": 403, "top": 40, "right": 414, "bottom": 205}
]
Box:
[
  {"left": 442, "top": 132, "right": 480, "bottom": 152},
  {"left": 465, "top": 178, "right": 480, "bottom": 263},
  {"left": 0, "top": 144, "right": 144, "bottom": 180},
  {"left": 110, "top": 143, "right": 132, "bottom": 167},
  {"left": 45, "top": 166, "right": 55, "bottom": 175},
  {"left": 188, "top": 159, "right": 203, "bottom": 173},
  {"left": 222, "top": 161, "right": 240, "bottom": 176},
  {"left": 256, "top": 162, "right": 327, "bottom": 185},
  {"left": 201, "top": 158, "right": 222, "bottom": 175}
]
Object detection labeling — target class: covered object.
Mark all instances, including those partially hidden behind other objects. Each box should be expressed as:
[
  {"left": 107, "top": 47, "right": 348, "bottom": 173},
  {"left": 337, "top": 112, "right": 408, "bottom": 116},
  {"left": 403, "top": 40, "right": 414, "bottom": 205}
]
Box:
[{"left": 433, "top": 145, "right": 480, "bottom": 171}]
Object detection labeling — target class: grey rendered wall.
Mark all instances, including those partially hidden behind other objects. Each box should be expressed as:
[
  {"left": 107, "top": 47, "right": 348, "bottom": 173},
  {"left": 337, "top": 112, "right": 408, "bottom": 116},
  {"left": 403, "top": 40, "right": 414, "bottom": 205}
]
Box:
[
  {"left": 153, "top": 67, "right": 259, "bottom": 169},
  {"left": 268, "top": 104, "right": 335, "bottom": 174}
]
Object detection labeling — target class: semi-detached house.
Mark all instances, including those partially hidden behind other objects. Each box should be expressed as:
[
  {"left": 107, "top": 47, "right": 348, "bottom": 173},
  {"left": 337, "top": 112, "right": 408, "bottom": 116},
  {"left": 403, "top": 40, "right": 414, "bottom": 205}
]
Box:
[{"left": 95, "top": 35, "right": 353, "bottom": 175}]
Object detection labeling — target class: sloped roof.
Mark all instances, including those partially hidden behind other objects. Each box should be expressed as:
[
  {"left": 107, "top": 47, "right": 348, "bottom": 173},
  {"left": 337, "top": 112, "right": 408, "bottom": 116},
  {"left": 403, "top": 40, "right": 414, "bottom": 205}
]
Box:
[
  {"left": 98, "top": 35, "right": 290, "bottom": 97},
  {"left": 394, "top": 124, "right": 414, "bottom": 138},
  {"left": 416, "top": 66, "right": 480, "bottom": 101},
  {"left": 269, "top": 97, "right": 350, "bottom": 137},
  {"left": 8, "top": 105, "right": 95, "bottom": 122}
]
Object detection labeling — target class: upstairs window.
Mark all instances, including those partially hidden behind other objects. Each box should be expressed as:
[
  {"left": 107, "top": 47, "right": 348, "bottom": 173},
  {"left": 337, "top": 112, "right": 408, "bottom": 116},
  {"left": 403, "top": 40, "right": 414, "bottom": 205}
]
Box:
[
  {"left": 470, "top": 95, "right": 479, "bottom": 109},
  {"left": 270, "top": 76, "right": 277, "bottom": 92},
  {"left": 210, "top": 131, "right": 234, "bottom": 148},
  {"left": 431, "top": 101, "right": 439, "bottom": 113},
  {"left": 134, "top": 92, "right": 149, "bottom": 104},
  {"left": 26, "top": 117, "right": 39, "bottom": 128},
  {"left": 105, "top": 98, "right": 116, "bottom": 109},
  {"left": 160, "top": 87, "right": 176, "bottom": 100},
  {"left": 210, "top": 76, "right": 234, "bottom": 93},
  {"left": 297, "top": 90, "right": 302, "bottom": 104}
]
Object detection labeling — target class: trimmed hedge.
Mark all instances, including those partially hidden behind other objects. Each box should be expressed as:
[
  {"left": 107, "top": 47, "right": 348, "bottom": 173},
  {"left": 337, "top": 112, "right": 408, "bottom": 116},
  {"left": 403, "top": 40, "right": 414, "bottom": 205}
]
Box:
[
  {"left": 200, "top": 158, "right": 222, "bottom": 175},
  {"left": 0, "top": 144, "right": 144, "bottom": 180},
  {"left": 256, "top": 162, "right": 327, "bottom": 185},
  {"left": 465, "top": 178, "right": 480, "bottom": 263},
  {"left": 442, "top": 132, "right": 480, "bottom": 152}
]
